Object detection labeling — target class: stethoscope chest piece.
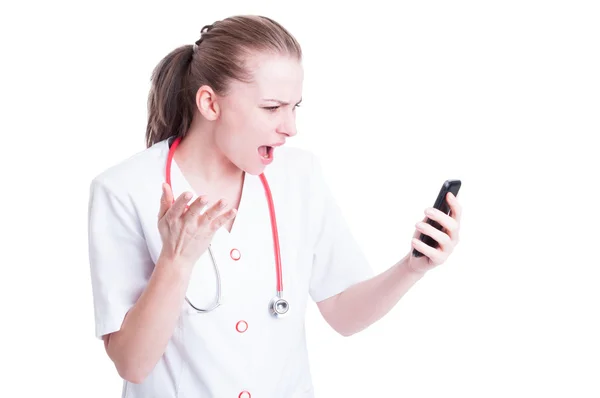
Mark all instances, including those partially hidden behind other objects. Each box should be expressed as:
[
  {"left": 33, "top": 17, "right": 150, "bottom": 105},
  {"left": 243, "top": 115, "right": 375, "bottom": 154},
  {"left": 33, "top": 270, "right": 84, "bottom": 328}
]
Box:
[
  {"left": 270, "top": 296, "right": 290, "bottom": 318},
  {"left": 168, "top": 136, "right": 291, "bottom": 318}
]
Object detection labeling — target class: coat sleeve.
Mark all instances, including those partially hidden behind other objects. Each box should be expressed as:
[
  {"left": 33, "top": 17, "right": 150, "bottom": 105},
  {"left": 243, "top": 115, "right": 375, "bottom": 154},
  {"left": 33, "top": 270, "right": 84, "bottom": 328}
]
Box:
[
  {"left": 87, "top": 177, "right": 154, "bottom": 339},
  {"left": 308, "top": 153, "right": 374, "bottom": 303}
]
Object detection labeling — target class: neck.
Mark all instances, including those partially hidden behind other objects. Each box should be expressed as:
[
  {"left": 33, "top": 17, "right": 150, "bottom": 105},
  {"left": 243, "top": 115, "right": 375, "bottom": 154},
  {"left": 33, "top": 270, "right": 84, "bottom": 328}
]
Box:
[{"left": 173, "top": 123, "right": 243, "bottom": 191}]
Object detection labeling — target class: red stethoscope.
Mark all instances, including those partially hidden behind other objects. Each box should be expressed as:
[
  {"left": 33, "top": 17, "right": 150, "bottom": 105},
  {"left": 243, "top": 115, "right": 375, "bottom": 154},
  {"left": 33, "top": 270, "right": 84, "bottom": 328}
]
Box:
[{"left": 166, "top": 136, "right": 289, "bottom": 318}]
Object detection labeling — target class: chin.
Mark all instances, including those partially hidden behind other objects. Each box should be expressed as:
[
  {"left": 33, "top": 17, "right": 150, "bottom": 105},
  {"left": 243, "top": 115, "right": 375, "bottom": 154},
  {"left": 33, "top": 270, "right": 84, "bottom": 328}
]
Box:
[
  {"left": 232, "top": 150, "right": 272, "bottom": 176},
  {"left": 233, "top": 157, "right": 265, "bottom": 176},
  {"left": 244, "top": 165, "right": 267, "bottom": 176}
]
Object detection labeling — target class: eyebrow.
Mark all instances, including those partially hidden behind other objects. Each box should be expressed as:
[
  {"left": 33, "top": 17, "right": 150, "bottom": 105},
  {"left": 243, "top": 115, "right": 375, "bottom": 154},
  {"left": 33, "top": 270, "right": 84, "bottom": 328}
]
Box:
[{"left": 262, "top": 98, "right": 303, "bottom": 105}]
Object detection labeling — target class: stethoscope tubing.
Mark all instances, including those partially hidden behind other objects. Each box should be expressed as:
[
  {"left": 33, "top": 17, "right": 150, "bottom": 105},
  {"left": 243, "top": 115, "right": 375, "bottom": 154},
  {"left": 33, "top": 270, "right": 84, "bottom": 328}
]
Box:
[{"left": 165, "top": 136, "right": 287, "bottom": 316}]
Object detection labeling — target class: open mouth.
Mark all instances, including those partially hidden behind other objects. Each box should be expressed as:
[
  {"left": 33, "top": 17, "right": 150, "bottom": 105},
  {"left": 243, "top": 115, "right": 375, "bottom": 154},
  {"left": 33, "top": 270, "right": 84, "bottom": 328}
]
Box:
[{"left": 258, "top": 145, "right": 273, "bottom": 159}]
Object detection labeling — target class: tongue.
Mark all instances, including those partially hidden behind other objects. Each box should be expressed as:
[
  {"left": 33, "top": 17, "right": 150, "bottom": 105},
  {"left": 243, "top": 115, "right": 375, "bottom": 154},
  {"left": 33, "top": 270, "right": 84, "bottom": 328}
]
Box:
[{"left": 258, "top": 146, "right": 269, "bottom": 157}]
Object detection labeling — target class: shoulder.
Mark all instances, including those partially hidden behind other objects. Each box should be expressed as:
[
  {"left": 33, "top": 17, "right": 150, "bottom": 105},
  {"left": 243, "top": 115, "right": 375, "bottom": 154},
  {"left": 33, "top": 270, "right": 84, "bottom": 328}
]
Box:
[{"left": 89, "top": 139, "right": 168, "bottom": 198}]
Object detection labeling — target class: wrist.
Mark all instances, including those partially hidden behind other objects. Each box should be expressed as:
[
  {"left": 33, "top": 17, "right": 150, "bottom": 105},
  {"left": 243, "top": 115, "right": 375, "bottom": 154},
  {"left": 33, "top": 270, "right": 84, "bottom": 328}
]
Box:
[
  {"left": 156, "top": 251, "right": 194, "bottom": 275},
  {"left": 403, "top": 254, "right": 429, "bottom": 276}
]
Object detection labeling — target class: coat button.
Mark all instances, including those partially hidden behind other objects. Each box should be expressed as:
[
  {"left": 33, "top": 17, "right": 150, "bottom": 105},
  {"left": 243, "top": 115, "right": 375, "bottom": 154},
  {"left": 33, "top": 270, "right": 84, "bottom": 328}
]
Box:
[
  {"left": 238, "top": 391, "right": 251, "bottom": 398},
  {"left": 230, "top": 248, "right": 241, "bottom": 261},
  {"left": 236, "top": 320, "right": 248, "bottom": 333}
]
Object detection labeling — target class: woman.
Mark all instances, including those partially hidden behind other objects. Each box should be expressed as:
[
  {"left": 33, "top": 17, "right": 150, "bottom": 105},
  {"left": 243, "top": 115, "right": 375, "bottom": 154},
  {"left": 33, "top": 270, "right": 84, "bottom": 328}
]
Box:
[{"left": 88, "top": 14, "right": 462, "bottom": 398}]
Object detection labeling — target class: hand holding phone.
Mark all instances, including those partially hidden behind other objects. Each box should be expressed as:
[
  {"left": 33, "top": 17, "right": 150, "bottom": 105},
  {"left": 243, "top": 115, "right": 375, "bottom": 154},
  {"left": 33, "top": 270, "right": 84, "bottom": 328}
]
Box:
[{"left": 412, "top": 179, "right": 462, "bottom": 258}]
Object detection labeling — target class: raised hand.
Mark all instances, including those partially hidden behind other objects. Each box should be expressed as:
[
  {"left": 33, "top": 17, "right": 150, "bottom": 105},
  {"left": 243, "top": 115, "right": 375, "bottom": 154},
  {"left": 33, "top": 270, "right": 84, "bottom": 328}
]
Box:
[
  {"left": 157, "top": 183, "right": 237, "bottom": 269},
  {"left": 408, "top": 192, "right": 462, "bottom": 273}
]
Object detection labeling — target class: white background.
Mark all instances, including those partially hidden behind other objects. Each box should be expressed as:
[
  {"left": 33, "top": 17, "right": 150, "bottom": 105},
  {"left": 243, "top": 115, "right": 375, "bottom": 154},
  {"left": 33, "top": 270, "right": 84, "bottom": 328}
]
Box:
[{"left": 1, "top": 0, "right": 599, "bottom": 397}]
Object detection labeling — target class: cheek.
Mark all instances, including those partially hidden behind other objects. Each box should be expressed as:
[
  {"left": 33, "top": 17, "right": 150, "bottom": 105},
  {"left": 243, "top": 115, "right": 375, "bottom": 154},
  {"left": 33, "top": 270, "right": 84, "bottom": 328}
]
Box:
[
  {"left": 217, "top": 106, "right": 276, "bottom": 154},
  {"left": 222, "top": 103, "right": 254, "bottom": 128},
  {"left": 227, "top": 108, "right": 274, "bottom": 136}
]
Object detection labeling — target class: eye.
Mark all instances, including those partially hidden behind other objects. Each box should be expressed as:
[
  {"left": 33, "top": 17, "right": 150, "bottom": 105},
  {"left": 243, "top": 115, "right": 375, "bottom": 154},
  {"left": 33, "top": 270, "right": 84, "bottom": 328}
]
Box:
[{"left": 262, "top": 104, "right": 301, "bottom": 112}]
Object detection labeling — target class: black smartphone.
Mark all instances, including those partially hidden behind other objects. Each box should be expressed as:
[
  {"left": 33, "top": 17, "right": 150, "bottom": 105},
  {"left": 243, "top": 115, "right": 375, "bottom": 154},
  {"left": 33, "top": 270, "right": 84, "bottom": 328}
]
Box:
[{"left": 412, "top": 179, "right": 462, "bottom": 258}]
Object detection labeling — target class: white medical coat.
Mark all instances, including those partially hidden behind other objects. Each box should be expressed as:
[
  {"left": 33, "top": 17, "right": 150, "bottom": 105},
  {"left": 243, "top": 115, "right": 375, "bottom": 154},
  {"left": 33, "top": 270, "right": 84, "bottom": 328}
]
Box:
[{"left": 88, "top": 137, "right": 374, "bottom": 397}]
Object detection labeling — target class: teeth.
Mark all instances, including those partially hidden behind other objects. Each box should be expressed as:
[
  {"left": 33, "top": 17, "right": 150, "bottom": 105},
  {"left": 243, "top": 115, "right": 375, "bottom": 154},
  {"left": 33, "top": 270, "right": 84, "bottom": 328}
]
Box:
[{"left": 259, "top": 145, "right": 271, "bottom": 159}]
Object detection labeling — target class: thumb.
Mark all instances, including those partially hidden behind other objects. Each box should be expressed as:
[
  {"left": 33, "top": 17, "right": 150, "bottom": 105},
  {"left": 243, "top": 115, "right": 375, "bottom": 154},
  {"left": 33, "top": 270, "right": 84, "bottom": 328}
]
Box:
[{"left": 158, "top": 183, "right": 173, "bottom": 219}]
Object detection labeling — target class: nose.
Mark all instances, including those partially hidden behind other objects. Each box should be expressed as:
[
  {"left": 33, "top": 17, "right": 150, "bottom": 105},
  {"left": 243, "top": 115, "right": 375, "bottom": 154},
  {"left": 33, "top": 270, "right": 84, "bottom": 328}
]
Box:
[{"left": 276, "top": 110, "right": 298, "bottom": 137}]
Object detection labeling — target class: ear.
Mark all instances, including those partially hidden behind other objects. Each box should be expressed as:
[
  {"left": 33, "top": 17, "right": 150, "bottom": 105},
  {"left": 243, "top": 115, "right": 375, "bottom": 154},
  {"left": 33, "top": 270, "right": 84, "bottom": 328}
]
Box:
[{"left": 195, "top": 85, "right": 220, "bottom": 121}]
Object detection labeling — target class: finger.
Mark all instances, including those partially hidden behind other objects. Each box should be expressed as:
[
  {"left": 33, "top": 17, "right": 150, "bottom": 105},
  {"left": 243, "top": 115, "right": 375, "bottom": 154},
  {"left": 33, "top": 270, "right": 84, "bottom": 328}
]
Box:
[
  {"left": 184, "top": 195, "right": 210, "bottom": 220},
  {"left": 197, "top": 198, "right": 229, "bottom": 225},
  {"left": 425, "top": 207, "right": 458, "bottom": 233},
  {"left": 208, "top": 208, "right": 238, "bottom": 233},
  {"left": 412, "top": 215, "right": 430, "bottom": 239},
  {"left": 158, "top": 183, "right": 174, "bottom": 219},
  {"left": 446, "top": 192, "right": 463, "bottom": 222},
  {"left": 166, "top": 191, "right": 194, "bottom": 221},
  {"left": 415, "top": 221, "right": 452, "bottom": 250},
  {"left": 411, "top": 238, "right": 443, "bottom": 264}
]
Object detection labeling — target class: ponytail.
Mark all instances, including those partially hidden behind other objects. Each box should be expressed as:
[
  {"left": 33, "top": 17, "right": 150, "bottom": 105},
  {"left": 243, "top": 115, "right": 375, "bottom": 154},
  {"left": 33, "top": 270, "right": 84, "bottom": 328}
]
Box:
[
  {"left": 144, "top": 16, "right": 302, "bottom": 149},
  {"left": 145, "top": 45, "right": 195, "bottom": 148}
]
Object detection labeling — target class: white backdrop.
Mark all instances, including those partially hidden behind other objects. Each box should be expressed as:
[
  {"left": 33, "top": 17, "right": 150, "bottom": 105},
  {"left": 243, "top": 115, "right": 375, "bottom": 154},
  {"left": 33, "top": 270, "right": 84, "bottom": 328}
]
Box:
[{"left": 1, "top": 0, "right": 599, "bottom": 397}]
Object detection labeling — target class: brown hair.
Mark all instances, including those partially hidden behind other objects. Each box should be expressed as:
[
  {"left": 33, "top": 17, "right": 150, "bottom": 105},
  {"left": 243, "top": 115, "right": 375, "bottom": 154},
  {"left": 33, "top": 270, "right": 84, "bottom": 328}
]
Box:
[{"left": 145, "top": 15, "right": 302, "bottom": 148}]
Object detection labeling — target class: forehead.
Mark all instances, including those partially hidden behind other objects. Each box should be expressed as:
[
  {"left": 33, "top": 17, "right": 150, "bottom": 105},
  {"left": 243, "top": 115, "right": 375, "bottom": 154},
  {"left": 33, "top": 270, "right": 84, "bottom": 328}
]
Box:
[{"left": 229, "top": 52, "right": 304, "bottom": 100}]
